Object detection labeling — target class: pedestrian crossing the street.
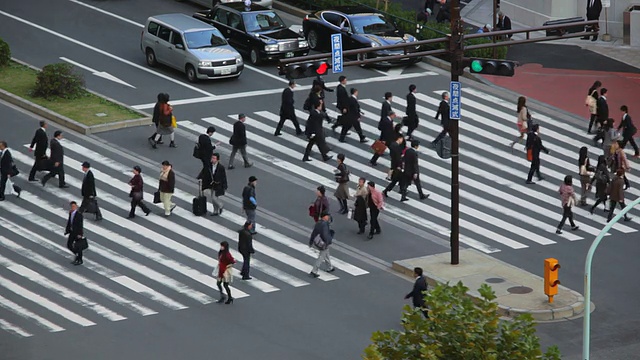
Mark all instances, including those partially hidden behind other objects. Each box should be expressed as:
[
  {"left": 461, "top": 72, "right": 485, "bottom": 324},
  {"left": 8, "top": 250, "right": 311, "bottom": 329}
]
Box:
[
  {"left": 176, "top": 88, "right": 640, "bottom": 254},
  {"left": 0, "top": 144, "right": 370, "bottom": 338}
]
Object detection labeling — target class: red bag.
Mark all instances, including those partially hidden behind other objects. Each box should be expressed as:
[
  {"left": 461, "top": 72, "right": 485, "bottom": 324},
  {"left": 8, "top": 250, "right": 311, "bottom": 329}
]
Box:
[
  {"left": 371, "top": 140, "right": 387, "bottom": 155},
  {"left": 308, "top": 204, "right": 316, "bottom": 218},
  {"left": 526, "top": 149, "right": 533, "bottom": 162}
]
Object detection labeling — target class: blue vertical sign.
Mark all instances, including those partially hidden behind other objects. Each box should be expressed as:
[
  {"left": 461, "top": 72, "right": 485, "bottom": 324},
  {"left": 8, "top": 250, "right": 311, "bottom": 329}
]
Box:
[
  {"left": 331, "top": 33, "right": 343, "bottom": 74},
  {"left": 449, "top": 81, "right": 461, "bottom": 120}
]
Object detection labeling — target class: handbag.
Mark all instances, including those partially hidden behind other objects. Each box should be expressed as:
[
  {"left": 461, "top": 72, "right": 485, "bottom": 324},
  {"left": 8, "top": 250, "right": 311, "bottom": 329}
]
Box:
[
  {"left": 171, "top": 115, "right": 177, "bottom": 128},
  {"left": 312, "top": 234, "right": 326, "bottom": 250},
  {"left": 153, "top": 191, "right": 161, "bottom": 204},
  {"left": 10, "top": 163, "right": 19, "bottom": 176},
  {"left": 84, "top": 198, "right": 99, "bottom": 214},
  {"left": 74, "top": 237, "right": 89, "bottom": 251},
  {"left": 526, "top": 148, "right": 533, "bottom": 162},
  {"left": 211, "top": 265, "right": 219, "bottom": 278},
  {"left": 579, "top": 159, "right": 593, "bottom": 176},
  {"left": 371, "top": 140, "right": 387, "bottom": 155},
  {"left": 347, "top": 207, "right": 354, "bottom": 220},
  {"left": 567, "top": 196, "right": 575, "bottom": 208}
]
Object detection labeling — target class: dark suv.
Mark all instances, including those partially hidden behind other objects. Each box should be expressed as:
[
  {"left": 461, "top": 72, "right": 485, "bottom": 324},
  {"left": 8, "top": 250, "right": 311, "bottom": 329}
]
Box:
[{"left": 193, "top": 3, "right": 310, "bottom": 65}]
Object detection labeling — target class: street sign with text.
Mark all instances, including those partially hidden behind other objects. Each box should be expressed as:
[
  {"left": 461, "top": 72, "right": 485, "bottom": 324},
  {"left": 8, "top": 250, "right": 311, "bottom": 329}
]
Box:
[
  {"left": 450, "top": 81, "right": 461, "bottom": 120},
  {"left": 331, "top": 33, "right": 343, "bottom": 73},
  {"left": 602, "top": 0, "right": 610, "bottom": 8}
]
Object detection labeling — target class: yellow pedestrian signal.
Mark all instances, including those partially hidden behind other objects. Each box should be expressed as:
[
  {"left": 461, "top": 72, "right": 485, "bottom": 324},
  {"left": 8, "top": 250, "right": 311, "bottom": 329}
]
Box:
[{"left": 544, "top": 258, "right": 561, "bottom": 303}]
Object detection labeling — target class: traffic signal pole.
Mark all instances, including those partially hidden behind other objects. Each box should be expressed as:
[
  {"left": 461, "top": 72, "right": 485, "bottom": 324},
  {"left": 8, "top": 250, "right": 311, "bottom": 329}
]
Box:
[{"left": 449, "top": 0, "right": 463, "bottom": 265}]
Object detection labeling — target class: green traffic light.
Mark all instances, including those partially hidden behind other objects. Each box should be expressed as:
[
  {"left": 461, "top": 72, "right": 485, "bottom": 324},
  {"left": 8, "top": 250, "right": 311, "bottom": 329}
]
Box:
[{"left": 471, "top": 60, "right": 483, "bottom": 72}]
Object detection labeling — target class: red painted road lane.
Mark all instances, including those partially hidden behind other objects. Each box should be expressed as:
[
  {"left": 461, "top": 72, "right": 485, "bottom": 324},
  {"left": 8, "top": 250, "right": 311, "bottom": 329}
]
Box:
[{"left": 481, "top": 63, "right": 640, "bottom": 125}]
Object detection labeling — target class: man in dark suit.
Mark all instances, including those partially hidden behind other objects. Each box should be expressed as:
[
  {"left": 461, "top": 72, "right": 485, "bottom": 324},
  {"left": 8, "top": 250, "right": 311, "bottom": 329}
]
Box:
[
  {"left": 405, "top": 84, "right": 419, "bottom": 139},
  {"left": 370, "top": 112, "right": 397, "bottom": 166},
  {"left": 312, "top": 75, "right": 334, "bottom": 123},
  {"left": 339, "top": 88, "right": 367, "bottom": 143},
  {"left": 198, "top": 126, "right": 216, "bottom": 170},
  {"left": 431, "top": 91, "right": 451, "bottom": 147},
  {"left": 198, "top": 153, "right": 228, "bottom": 215},
  {"left": 41, "top": 130, "right": 69, "bottom": 188},
  {"left": 618, "top": 105, "right": 639, "bottom": 157},
  {"left": 525, "top": 124, "right": 550, "bottom": 184},
  {"left": 383, "top": 134, "right": 408, "bottom": 201},
  {"left": 332, "top": 76, "right": 350, "bottom": 132},
  {"left": 0, "top": 141, "right": 21, "bottom": 201},
  {"left": 275, "top": 80, "right": 303, "bottom": 136},
  {"left": 64, "top": 201, "right": 85, "bottom": 265},
  {"left": 303, "top": 100, "right": 333, "bottom": 162},
  {"left": 79, "top": 161, "right": 102, "bottom": 220},
  {"left": 592, "top": 88, "right": 609, "bottom": 144},
  {"left": 28, "top": 120, "right": 48, "bottom": 182},
  {"left": 229, "top": 114, "right": 253, "bottom": 169},
  {"left": 380, "top": 92, "right": 393, "bottom": 122},
  {"left": 403, "top": 140, "right": 428, "bottom": 200},
  {"left": 404, "top": 267, "right": 428, "bottom": 318},
  {"left": 583, "top": 0, "right": 602, "bottom": 41},
  {"left": 238, "top": 221, "right": 255, "bottom": 280}
]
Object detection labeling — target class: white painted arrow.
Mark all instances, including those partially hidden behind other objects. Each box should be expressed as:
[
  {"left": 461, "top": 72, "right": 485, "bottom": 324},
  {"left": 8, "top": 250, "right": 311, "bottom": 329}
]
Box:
[{"left": 59, "top": 57, "right": 136, "bottom": 88}]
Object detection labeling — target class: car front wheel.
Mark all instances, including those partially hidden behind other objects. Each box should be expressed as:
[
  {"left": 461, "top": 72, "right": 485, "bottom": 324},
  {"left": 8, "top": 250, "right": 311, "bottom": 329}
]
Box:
[
  {"left": 250, "top": 48, "right": 262, "bottom": 65},
  {"left": 186, "top": 64, "right": 198, "bottom": 83},
  {"left": 307, "top": 29, "right": 319, "bottom": 50}
]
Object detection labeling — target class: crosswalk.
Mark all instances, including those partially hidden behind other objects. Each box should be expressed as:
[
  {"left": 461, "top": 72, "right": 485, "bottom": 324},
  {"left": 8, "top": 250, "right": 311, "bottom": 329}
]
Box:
[
  {"left": 0, "top": 141, "right": 370, "bottom": 338},
  {"left": 175, "top": 87, "right": 640, "bottom": 255}
]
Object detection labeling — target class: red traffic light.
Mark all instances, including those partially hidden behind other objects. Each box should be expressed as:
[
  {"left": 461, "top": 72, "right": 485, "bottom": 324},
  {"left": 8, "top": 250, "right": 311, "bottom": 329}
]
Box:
[{"left": 316, "top": 62, "right": 328, "bottom": 74}]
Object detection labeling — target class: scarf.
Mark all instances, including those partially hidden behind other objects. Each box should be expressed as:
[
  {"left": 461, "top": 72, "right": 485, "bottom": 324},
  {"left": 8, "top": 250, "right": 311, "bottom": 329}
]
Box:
[{"left": 160, "top": 167, "right": 171, "bottom": 181}]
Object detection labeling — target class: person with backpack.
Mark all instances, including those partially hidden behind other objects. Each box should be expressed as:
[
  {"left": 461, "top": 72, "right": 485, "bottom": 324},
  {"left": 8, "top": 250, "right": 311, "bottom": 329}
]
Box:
[
  {"left": 195, "top": 126, "right": 216, "bottom": 170},
  {"left": 308, "top": 212, "right": 335, "bottom": 278},
  {"left": 334, "top": 154, "right": 350, "bottom": 215},
  {"left": 578, "top": 146, "right": 595, "bottom": 206},
  {"left": 590, "top": 155, "right": 610, "bottom": 214},
  {"left": 617, "top": 105, "right": 639, "bottom": 158},
  {"left": 525, "top": 124, "right": 549, "bottom": 184},
  {"left": 556, "top": 175, "right": 579, "bottom": 235},
  {"left": 607, "top": 169, "right": 632, "bottom": 222}
]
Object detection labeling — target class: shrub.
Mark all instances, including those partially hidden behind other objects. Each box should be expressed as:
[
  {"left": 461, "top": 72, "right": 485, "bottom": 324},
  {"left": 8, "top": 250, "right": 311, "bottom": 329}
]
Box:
[
  {"left": 0, "top": 37, "right": 10, "bottom": 67},
  {"left": 32, "top": 63, "right": 85, "bottom": 100}
]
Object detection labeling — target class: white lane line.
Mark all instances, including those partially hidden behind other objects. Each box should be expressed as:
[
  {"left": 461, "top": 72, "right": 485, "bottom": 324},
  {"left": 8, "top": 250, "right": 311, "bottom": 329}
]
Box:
[
  {"left": 56, "top": 141, "right": 314, "bottom": 286},
  {"left": 0, "top": 215, "right": 158, "bottom": 316},
  {"left": 130, "top": 72, "right": 437, "bottom": 109},
  {"left": 0, "top": 10, "right": 215, "bottom": 97},
  {"left": 0, "top": 294, "right": 64, "bottom": 332},
  {"left": 0, "top": 274, "right": 96, "bottom": 327},
  {"left": 0, "top": 318, "right": 32, "bottom": 337},
  {"left": 60, "top": 57, "right": 136, "bottom": 88},
  {"left": 248, "top": 112, "right": 530, "bottom": 249},
  {"left": 2, "top": 258, "right": 127, "bottom": 322},
  {"left": 68, "top": 0, "right": 144, "bottom": 28},
  {"left": 181, "top": 119, "right": 500, "bottom": 254},
  {"left": 245, "top": 64, "right": 289, "bottom": 83}
]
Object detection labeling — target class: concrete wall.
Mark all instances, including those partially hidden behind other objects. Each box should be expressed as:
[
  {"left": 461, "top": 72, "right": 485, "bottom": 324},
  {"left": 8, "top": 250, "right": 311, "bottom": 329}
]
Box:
[{"left": 501, "top": 0, "right": 639, "bottom": 40}]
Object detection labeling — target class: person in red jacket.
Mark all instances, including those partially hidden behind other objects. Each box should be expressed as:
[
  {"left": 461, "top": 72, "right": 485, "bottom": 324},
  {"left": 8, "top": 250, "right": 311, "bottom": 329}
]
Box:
[
  {"left": 216, "top": 241, "right": 236, "bottom": 304},
  {"left": 128, "top": 165, "right": 151, "bottom": 218}
]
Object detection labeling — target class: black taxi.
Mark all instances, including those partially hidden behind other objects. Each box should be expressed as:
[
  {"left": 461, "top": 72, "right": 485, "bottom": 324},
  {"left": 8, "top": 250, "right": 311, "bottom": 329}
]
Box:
[{"left": 193, "top": 3, "right": 310, "bottom": 65}]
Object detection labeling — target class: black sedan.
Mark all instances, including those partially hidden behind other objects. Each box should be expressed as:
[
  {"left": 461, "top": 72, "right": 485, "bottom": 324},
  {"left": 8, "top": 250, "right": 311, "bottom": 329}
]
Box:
[
  {"left": 302, "top": 7, "right": 421, "bottom": 66},
  {"left": 193, "top": 3, "right": 309, "bottom": 65}
]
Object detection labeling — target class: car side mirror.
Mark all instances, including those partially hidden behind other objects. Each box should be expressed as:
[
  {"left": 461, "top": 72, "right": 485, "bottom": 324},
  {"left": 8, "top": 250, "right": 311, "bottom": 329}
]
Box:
[{"left": 175, "top": 44, "right": 185, "bottom": 50}]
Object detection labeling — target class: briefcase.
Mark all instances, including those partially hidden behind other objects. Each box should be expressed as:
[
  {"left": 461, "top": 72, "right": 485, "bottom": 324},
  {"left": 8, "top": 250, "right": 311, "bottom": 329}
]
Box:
[
  {"left": 84, "top": 198, "right": 99, "bottom": 214},
  {"left": 370, "top": 140, "right": 387, "bottom": 155},
  {"left": 74, "top": 237, "right": 89, "bottom": 252},
  {"left": 192, "top": 180, "right": 207, "bottom": 216}
]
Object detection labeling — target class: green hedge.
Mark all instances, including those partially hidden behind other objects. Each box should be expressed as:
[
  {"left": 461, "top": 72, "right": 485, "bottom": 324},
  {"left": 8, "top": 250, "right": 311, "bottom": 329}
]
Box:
[
  {"left": 32, "top": 63, "right": 86, "bottom": 100},
  {"left": 0, "top": 37, "right": 10, "bottom": 67},
  {"left": 283, "top": 0, "right": 508, "bottom": 59}
]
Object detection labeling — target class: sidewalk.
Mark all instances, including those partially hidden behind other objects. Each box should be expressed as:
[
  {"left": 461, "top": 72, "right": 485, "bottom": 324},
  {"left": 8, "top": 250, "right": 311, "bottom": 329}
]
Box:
[{"left": 393, "top": 249, "right": 588, "bottom": 321}]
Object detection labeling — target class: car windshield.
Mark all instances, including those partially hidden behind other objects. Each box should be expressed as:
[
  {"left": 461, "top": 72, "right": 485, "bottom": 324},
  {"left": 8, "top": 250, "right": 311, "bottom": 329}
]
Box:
[
  {"left": 184, "top": 29, "right": 227, "bottom": 49},
  {"left": 350, "top": 15, "right": 397, "bottom": 35},
  {"left": 243, "top": 12, "right": 286, "bottom": 33}
]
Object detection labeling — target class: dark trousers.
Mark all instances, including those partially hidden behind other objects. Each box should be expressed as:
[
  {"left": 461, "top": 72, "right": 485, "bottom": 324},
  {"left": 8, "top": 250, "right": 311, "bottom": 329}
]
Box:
[
  {"left": 42, "top": 164, "right": 65, "bottom": 187},
  {"left": 433, "top": 126, "right": 449, "bottom": 144},
  {"left": 407, "top": 174, "right": 425, "bottom": 197},
  {"left": 585, "top": 22, "right": 599, "bottom": 40},
  {"left": 275, "top": 112, "right": 302, "bottom": 134},
  {"left": 28, "top": 157, "right": 46, "bottom": 180},
  {"left": 332, "top": 113, "right": 345, "bottom": 129},
  {"left": 369, "top": 207, "right": 380, "bottom": 235},
  {"left": 67, "top": 235, "right": 83, "bottom": 261},
  {"left": 339, "top": 120, "right": 364, "bottom": 141},
  {"left": 370, "top": 140, "right": 389, "bottom": 164},
  {"left": 303, "top": 134, "right": 330, "bottom": 159},
  {"left": 557, "top": 205, "right": 576, "bottom": 229},
  {"left": 526, "top": 157, "right": 542, "bottom": 181},
  {"left": 130, "top": 193, "right": 150, "bottom": 217},
  {"left": 240, "top": 253, "right": 251, "bottom": 277},
  {"left": 587, "top": 114, "right": 599, "bottom": 133},
  {"left": 0, "top": 173, "right": 7, "bottom": 198},
  {"left": 608, "top": 200, "right": 630, "bottom": 221},
  {"left": 620, "top": 135, "right": 640, "bottom": 155},
  {"left": 406, "top": 119, "right": 419, "bottom": 137},
  {"left": 79, "top": 196, "right": 102, "bottom": 219},
  {"left": 200, "top": 158, "right": 209, "bottom": 171},
  {"left": 384, "top": 169, "right": 407, "bottom": 194},
  {"left": 357, "top": 220, "right": 367, "bottom": 233}
]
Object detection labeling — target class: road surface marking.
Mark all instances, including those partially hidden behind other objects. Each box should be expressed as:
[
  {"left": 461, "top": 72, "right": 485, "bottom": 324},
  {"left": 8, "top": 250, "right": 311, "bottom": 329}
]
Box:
[
  {"left": 68, "top": 0, "right": 145, "bottom": 28},
  {"left": 0, "top": 294, "right": 64, "bottom": 332},
  {"left": 60, "top": 57, "right": 136, "bottom": 88},
  {"left": 0, "top": 319, "right": 32, "bottom": 338}
]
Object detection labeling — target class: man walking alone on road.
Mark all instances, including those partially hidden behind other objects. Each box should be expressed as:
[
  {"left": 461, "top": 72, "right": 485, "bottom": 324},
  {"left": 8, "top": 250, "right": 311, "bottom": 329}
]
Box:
[
  {"left": 64, "top": 201, "right": 85, "bottom": 266},
  {"left": 332, "top": 76, "right": 349, "bottom": 132},
  {"left": 28, "top": 120, "right": 48, "bottom": 182},
  {"left": 303, "top": 100, "right": 333, "bottom": 162},
  {"left": 242, "top": 176, "right": 258, "bottom": 235},
  {"left": 41, "top": 130, "right": 69, "bottom": 188},
  {"left": 238, "top": 221, "right": 255, "bottom": 280},
  {"left": 79, "top": 161, "right": 102, "bottom": 221},
  {"left": 308, "top": 212, "right": 335, "bottom": 278},
  {"left": 404, "top": 267, "right": 428, "bottom": 318},
  {"left": 275, "top": 80, "right": 303, "bottom": 136},
  {"left": 525, "top": 124, "right": 550, "bottom": 184},
  {"left": 617, "top": 105, "right": 639, "bottom": 158},
  {"left": 431, "top": 91, "right": 450, "bottom": 147},
  {"left": 229, "top": 114, "right": 253, "bottom": 169}
]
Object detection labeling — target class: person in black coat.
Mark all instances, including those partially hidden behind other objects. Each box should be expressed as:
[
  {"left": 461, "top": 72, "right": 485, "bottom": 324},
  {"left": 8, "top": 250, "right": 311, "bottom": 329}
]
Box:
[
  {"left": 313, "top": 75, "right": 334, "bottom": 123},
  {"left": 618, "top": 105, "right": 639, "bottom": 157},
  {"left": 0, "top": 141, "right": 21, "bottom": 200},
  {"left": 41, "top": 130, "right": 68, "bottom": 188},
  {"left": 28, "top": 120, "right": 49, "bottom": 181},
  {"left": 79, "top": 161, "right": 102, "bottom": 220},
  {"left": 238, "top": 221, "right": 255, "bottom": 280},
  {"left": 148, "top": 93, "right": 167, "bottom": 146},
  {"left": 380, "top": 92, "right": 393, "bottom": 122},
  {"left": 431, "top": 91, "right": 451, "bottom": 146},
  {"left": 383, "top": 134, "right": 408, "bottom": 201},
  {"left": 405, "top": 84, "right": 419, "bottom": 139},
  {"left": 370, "top": 111, "right": 397, "bottom": 166},
  {"left": 275, "top": 80, "right": 303, "bottom": 136},
  {"left": 198, "top": 126, "right": 216, "bottom": 170},
  {"left": 229, "top": 114, "right": 253, "bottom": 169},
  {"left": 403, "top": 140, "right": 429, "bottom": 200},
  {"left": 339, "top": 88, "right": 367, "bottom": 143},
  {"left": 198, "top": 153, "right": 228, "bottom": 216},
  {"left": 435, "top": 0, "right": 450, "bottom": 23},
  {"left": 303, "top": 100, "right": 333, "bottom": 162},
  {"left": 526, "top": 124, "right": 550, "bottom": 184},
  {"left": 64, "top": 201, "right": 85, "bottom": 265},
  {"left": 128, "top": 165, "right": 151, "bottom": 218},
  {"left": 583, "top": 0, "right": 602, "bottom": 41},
  {"left": 332, "top": 76, "right": 350, "bottom": 131},
  {"left": 404, "top": 267, "right": 428, "bottom": 318}
]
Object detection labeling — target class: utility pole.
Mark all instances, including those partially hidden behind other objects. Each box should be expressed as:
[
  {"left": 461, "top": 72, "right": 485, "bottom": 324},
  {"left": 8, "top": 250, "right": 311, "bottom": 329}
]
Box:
[{"left": 449, "top": 0, "right": 463, "bottom": 265}]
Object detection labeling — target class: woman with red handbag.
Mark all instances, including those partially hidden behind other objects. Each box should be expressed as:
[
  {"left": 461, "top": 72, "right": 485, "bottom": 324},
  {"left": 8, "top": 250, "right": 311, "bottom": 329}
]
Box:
[{"left": 215, "top": 241, "right": 236, "bottom": 304}]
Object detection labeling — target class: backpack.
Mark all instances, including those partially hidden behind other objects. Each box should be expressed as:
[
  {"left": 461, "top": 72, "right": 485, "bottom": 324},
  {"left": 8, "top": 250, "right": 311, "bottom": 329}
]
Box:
[
  {"left": 595, "top": 170, "right": 608, "bottom": 185},
  {"left": 303, "top": 96, "right": 311, "bottom": 111},
  {"left": 192, "top": 140, "right": 201, "bottom": 159}
]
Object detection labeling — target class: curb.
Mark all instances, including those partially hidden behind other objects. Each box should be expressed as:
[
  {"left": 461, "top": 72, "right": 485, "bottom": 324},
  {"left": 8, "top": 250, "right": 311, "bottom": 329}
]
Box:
[
  {"left": 2, "top": 58, "right": 151, "bottom": 135},
  {"left": 392, "top": 259, "right": 586, "bottom": 322}
]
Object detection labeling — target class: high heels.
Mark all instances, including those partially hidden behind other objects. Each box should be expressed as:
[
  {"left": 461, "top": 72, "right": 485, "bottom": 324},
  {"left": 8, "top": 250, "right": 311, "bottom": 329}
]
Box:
[
  {"left": 216, "top": 295, "right": 226, "bottom": 304},
  {"left": 225, "top": 297, "right": 234, "bottom": 305}
]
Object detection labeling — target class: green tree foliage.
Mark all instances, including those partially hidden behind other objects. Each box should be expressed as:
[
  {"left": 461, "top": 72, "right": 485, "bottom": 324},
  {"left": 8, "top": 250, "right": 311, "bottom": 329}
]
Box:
[
  {"left": 363, "top": 282, "right": 561, "bottom": 360},
  {"left": 419, "top": 21, "right": 508, "bottom": 59},
  {"left": 32, "top": 63, "right": 86, "bottom": 100},
  {"left": 0, "top": 37, "right": 11, "bottom": 67}
]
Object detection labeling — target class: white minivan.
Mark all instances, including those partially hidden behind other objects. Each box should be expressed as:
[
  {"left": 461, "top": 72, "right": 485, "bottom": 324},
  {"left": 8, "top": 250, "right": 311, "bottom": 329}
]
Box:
[{"left": 141, "top": 13, "right": 244, "bottom": 82}]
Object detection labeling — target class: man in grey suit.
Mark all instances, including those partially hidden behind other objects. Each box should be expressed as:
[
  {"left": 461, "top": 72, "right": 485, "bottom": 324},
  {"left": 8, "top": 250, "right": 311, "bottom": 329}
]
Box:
[{"left": 41, "top": 131, "right": 69, "bottom": 188}]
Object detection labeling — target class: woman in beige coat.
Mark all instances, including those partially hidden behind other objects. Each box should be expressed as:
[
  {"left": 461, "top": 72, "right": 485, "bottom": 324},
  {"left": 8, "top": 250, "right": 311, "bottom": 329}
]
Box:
[
  {"left": 510, "top": 96, "right": 530, "bottom": 151},
  {"left": 607, "top": 169, "right": 632, "bottom": 222},
  {"left": 158, "top": 160, "right": 176, "bottom": 216}
]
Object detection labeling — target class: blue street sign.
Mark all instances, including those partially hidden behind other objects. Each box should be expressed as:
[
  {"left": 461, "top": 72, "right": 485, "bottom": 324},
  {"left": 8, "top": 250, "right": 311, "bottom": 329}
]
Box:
[
  {"left": 331, "top": 33, "right": 343, "bottom": 74},
  {"left": 449, "top": 81, "right": 461, "bottom": 120}
]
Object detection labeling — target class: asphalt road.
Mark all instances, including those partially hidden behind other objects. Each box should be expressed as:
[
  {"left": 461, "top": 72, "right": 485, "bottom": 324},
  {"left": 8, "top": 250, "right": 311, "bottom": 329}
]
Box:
[{"left": 1, "top": 0, "right": 639, "bottom": 359}]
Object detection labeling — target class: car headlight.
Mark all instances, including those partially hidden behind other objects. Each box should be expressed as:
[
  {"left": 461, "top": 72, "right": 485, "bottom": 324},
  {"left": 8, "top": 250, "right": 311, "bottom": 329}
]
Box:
[
  {"left": 264, "top": 44, "right": 278, "bottom": 52},
  {"left": 198, "top": 61, "right": 212, "bottom": 67},
  {"left": 370, "top": 42, "right": 379, "bottom": 47},
  {"left": 236, "top": 57, "right": 243, "bottom": 64},
  {"left": 299, "top": 40, "right": 308, "bottom": 48}
]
